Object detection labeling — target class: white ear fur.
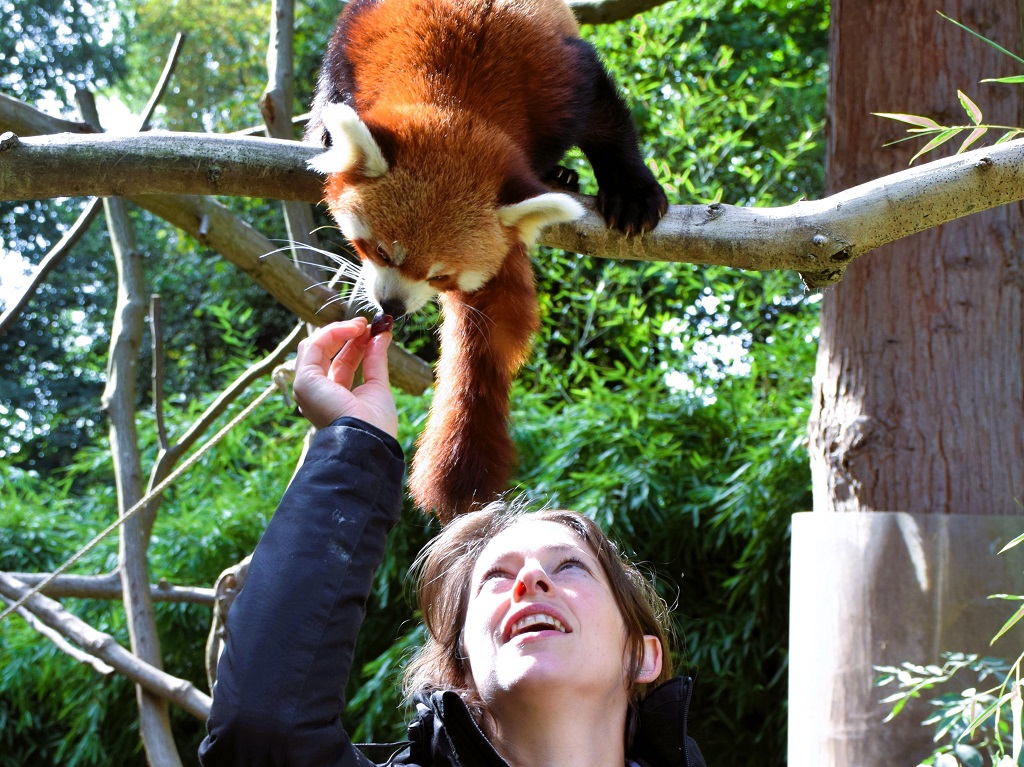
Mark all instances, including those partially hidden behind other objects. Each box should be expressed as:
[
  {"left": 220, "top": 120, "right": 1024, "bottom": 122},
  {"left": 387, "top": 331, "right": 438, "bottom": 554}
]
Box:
[
  {"left": 497, "top": 192, "right": 586, "bottom": 245},
  {"left": 306, "top": 102, "right": 389, "bottom": 178}
]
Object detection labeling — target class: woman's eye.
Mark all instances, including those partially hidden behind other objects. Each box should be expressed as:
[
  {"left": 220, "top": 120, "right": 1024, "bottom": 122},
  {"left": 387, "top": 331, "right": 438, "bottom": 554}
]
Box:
[
  {"left": 376, "top": 244, "right": 392, "bottom": 265},
  {"left": 482, "top": 568, "right": 512, "bottom": 583},
  {"left": 557, "top": 557, "right": 588, "bottom": 573}
]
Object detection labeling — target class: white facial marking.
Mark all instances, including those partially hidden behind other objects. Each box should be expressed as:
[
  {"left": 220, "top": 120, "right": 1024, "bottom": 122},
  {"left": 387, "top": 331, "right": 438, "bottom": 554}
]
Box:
[
  {"left": 391, "top": 242, "right": 407, "bottom": 266},
  {"left": 360, "top": 260, "right": 438, "bottom": 315},
  {"left": 335, "top": 213, "right": 372, "bottom": 244}
]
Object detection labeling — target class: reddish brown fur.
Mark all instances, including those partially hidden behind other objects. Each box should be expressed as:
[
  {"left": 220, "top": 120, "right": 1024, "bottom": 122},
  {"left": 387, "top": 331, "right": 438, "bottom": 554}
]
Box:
[
  {"left": 311, "top": 0, "right": 667, "bottom": 520},
  {"left": 340, "top": 0, "right": 580, "bottom": 155},
  {"left": 408, "top": 243, "right": 539, "bottom": 518}
]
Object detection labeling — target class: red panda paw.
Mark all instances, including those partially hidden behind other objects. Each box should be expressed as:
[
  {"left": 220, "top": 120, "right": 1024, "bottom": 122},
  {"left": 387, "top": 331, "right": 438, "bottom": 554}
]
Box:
[
  {"left": 596, "top": 177, "right": 669, "bottom": 236},
  {"left": 543, "top": 165, "right": 581, "bottom": 193}
]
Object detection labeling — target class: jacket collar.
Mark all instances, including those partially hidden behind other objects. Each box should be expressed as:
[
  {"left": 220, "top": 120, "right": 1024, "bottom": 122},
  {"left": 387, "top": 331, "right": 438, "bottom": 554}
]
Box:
[
  {"left": 404, "top": 676, "right": 697, "bottom": 767},
  {"left": 630, "top": 677, "right": 698, "bottom": 767}
]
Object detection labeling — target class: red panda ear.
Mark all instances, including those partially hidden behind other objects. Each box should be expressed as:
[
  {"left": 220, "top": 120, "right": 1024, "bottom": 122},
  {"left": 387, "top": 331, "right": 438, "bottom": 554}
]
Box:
[
  {"left": 497, "top": 192, "right": 586, "bottom": 245},
  {"left": 307, "top": 102, "right": 389, "bottom": 178}
]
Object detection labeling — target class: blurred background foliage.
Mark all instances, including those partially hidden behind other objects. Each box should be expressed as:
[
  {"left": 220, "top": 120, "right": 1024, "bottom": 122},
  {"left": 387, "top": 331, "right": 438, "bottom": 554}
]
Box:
[{"left": 0, "top": 0, "right": 827, "bottom": 764}]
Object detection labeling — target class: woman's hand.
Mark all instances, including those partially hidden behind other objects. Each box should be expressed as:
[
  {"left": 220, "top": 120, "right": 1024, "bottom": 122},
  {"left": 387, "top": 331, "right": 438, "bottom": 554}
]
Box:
[{"left": 293, "top": 318, "right": 399, "bottom": 438}]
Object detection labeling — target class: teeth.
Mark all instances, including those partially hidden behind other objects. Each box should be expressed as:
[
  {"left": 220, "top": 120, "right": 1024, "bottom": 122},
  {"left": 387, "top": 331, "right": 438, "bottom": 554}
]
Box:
[{"left": 510, "top": 613, "right": 567, "bottom": 637}]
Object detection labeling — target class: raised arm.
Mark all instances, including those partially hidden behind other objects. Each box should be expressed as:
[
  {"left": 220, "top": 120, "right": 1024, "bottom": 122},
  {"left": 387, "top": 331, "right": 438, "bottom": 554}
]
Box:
[{"left": 200, "top": 319, "right": 405, "bottom": 766}]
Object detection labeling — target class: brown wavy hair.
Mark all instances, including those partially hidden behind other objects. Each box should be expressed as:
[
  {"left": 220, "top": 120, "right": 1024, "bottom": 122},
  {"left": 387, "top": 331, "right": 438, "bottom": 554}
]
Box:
[{"left": 402, "top": 500, "right": 674, "bottom": 724}]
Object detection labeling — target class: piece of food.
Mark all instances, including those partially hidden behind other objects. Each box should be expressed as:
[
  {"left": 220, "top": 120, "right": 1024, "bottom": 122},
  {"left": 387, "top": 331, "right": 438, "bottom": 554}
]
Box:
[{"left": 370, "top": 312, "right": 394, "bottom": 337}]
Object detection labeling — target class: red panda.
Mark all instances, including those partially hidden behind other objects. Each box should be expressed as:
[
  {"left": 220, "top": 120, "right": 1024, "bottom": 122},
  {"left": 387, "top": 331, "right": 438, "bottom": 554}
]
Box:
[{"left": 307, "top": 0, "right": 667, "bottom": 522}]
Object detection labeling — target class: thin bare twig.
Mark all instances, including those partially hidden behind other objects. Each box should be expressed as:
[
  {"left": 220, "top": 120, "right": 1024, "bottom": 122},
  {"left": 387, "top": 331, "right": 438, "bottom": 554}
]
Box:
[
  {"left": 0, "top": 198, "right": 102, "bottom": 337},
  {"left": 152, "top": 295, "right": 169, "bottom": 451},
  {"left": 0, "top": 32, "right": 187, "bottom": 338},
  {"left": 261, "top": 0, "right": 325, "bottom": 280}
]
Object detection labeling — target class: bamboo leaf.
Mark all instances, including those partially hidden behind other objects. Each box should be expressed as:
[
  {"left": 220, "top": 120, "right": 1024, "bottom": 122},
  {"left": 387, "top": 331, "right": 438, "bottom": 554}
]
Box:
[
  {"left": 999, "top": 531, "right": 1024, "bottom": 554},
  {"left": 910, "top": 128, "right": 961, "bottom": 164},
  {"left": 958, "top": 90, "right": 983, "bottom": 125},
  {"left": 981, "top": 75, "right": 1024, "bottom": 84},
  {"left": 990, "top": 603, "right": 1024, "bottom": 646},
  {"left": 938, "top": 12, "right": 1024, "bottom": 66},
  {"left": 959, "top": 126, "right": 988, "bottom": 153},
  {"left": 874, "top": 112, "right": 943, "bottom": 129},
  {"left": 996, "top": 130, "right": 1024, "bottom": 145}
]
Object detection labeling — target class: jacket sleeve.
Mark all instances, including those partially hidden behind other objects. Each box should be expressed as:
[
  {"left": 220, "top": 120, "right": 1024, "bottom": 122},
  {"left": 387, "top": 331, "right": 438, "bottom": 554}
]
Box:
[{"left": 199, "top": 417, "right": 406, "bottom": 767}]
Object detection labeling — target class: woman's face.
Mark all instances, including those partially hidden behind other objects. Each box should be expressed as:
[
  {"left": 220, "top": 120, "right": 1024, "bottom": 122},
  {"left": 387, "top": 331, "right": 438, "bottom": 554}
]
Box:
[{"left": 461, "top": 519, "right": 637, "bottom": 707}]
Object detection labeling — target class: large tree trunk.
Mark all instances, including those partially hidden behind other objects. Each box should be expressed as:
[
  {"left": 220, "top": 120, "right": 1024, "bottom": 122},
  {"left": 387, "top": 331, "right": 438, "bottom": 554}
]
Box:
[
  {"left": 810, "top": 0, "right": 1024, "bottom": 513},
  {"left": 794, "top": 1, "right": 1024, "bottom": 765}
]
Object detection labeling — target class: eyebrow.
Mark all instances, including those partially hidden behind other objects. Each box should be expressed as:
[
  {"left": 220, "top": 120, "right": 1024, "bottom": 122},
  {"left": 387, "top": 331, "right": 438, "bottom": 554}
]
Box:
[{"left": 478, "top": 542, "right": 597, "bottom": 569}]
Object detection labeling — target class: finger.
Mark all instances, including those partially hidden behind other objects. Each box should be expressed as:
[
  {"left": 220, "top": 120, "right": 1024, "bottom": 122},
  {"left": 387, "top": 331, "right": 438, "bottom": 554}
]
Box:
[
  {"left": 327, "top": 327, "right": 372, "bottom": 389},
  {"left": 360, "top": 331, "right": 393, "bottom": 390},
  {"left": 298, "top": 319, "right": 368, "bottom": 375}
]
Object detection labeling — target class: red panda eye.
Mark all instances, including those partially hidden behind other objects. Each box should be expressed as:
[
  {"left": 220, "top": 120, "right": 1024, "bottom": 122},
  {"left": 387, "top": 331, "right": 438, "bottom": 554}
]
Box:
[
  {"left": 427, "top": 274, "right": 449, "bottom": 284},
  {"left": 375, "top": 244, "right": 392, "bottom": 265}
]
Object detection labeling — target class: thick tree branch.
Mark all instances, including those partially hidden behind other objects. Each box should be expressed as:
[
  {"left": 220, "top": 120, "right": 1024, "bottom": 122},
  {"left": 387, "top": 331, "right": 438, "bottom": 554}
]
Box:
[
  {"left": 0, "top": 98, "right": 433, "bottom": 394},
  {"left": 0, "top": 92, "right": 94, "bottom": 136},
  {"left": 0, "top": 131, "right": 322, "bottom": 202},
  {"left": 1, "top": 593, "right": 116, "bottom": 674},
  {"left": 3, "top": 129, "right": 1024, "bottom": 287},
  {"left": 132, "top": 193, "right": 433, "bottom": 393},
  {"left": 0, "top": 573, "right": 212, "bottom": 720}
]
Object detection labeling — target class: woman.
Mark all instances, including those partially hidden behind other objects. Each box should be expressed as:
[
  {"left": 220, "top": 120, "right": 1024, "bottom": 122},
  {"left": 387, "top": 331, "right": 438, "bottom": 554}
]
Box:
[{"left": 199, "top": 318, "right": 705, "bottom": 767}]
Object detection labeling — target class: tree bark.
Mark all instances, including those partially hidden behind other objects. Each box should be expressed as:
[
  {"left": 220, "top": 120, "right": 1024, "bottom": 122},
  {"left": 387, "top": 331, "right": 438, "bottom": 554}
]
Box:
[
  {"left": 797, "top": 2, "right": 1024, "bottom": 766},
  {"left": 102, "top": 194, "right": 183, "bottom": 767},
  {"left": 810, "top": 0, "right": 1024, "bottom": 516}
]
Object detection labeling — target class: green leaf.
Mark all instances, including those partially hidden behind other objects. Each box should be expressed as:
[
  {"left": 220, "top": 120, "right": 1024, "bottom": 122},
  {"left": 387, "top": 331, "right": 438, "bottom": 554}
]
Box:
[
  {"left": 938, "top": 12, "right": 1024, "bottom": 66},
  {"left": 996, "top": 130, "right": 1024, "bottom": 145},
  {"left": 954, "top": 743, "right": 984, "bottom": 767},
  {"left": 981, "top": 75, "right": 1024, "bottom": 84},
  {"left": 999, "top": 531, "right": 1024, "bottom": 554},
  {"left": 958, "top": 126, "right": 988, "bottom": 153},
  {"left": 957, "top": 90, "right": 983, "bottom": 125},
  {"left": 990, "top": 603, "right": 1024, "bottom": 646},
  {"left": 910, "top": 128, "right": 962, "bottom": 164},
  {"left": 874, "top": 112, "right": 943, "bottom": 129}
]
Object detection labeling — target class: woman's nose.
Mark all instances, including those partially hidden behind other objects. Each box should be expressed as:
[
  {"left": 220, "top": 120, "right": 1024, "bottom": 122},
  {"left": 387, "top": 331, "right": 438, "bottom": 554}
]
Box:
[{"left": 513, "top": 564, "right": 551, "bottom": 599}]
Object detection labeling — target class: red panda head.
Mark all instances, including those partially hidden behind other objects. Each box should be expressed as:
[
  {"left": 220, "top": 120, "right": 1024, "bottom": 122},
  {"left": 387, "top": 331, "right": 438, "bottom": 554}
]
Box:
[{"left": 308, "top": 102, "right": 585, "bottom": 317}]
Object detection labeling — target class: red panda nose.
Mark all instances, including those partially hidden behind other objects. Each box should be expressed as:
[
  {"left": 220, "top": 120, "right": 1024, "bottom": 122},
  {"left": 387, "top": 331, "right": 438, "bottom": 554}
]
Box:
[{"left": 379, "top": 298, "right": 407, "bottom": 319}]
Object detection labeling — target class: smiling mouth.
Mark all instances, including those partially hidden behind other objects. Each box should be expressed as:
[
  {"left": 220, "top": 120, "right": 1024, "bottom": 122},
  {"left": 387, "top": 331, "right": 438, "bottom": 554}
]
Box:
[{"left": 509, "top": 613, "right": 568, "bottom": 640}]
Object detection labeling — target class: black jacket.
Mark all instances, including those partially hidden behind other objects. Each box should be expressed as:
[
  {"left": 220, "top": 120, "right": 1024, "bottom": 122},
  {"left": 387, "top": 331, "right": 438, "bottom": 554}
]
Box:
[{"left": 199, "top": 418, "right": 706, "bottom": 767}]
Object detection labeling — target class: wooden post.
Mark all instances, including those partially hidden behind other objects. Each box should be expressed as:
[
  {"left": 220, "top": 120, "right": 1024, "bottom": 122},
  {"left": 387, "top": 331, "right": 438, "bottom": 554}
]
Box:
[{"left": 789, "top": 512, "right": 1024, "bottom": 766}]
